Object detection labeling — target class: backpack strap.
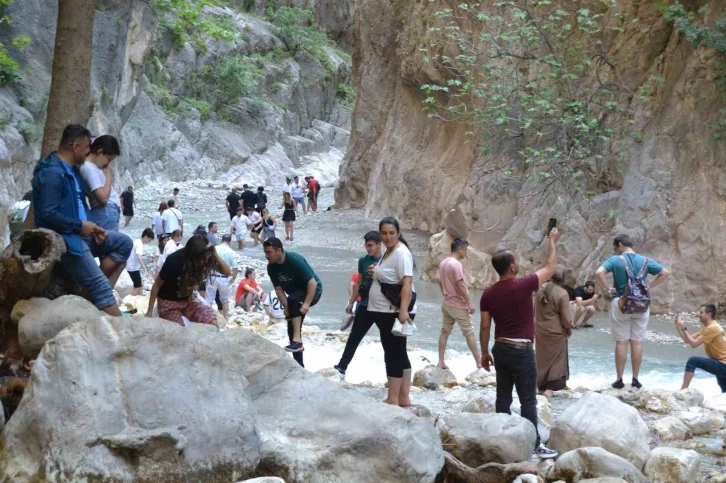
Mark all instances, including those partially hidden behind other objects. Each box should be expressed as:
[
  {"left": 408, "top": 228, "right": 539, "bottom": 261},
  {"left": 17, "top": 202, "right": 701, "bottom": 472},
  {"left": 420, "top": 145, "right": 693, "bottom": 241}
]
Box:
[
  {"left": 636, "top": 257, "right": 649, "bottom": 279},
  {"left": 619, "top": 255, "right": 636, "bottom": 280}
]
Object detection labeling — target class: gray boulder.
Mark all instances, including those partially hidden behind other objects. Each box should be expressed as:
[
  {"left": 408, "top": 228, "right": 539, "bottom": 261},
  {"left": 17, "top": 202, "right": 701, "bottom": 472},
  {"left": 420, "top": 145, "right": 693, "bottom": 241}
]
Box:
[
  {"left": 1, "top": 313, "right": 444, "bottom": 482},
  {"left": 702, "top": 393, "right": 726, "bottom": 413},
  {"left": 548, "top": 392, "right": 650, "bottom": 469},
  {"left": 461, "top": 395, "right": 495, "bottom": 414},
  {"left": 17, "top": 295, "right": 102, "bottom": 358},
  {"left": 413, "top": 364, "right": 458, "bottom": 388},
  {"left": 550, "top": 447, "right": 648, "bottom": 483},
  {"left": 673, "top": 388, "right": 704, "bottom": 407},
  {"left": 10, "top": 297, "right": 52, "bottom": 324},
  {"left": 465, "top": 368, "right": 497, "bottom": 387},
  {"left": 675, "top": 406, "right": 724, "bottom": 435},
  {"left": 644, "top": 447, "right": 701, "bottom": 483},
  {"left": 652, "top": 416, "right": 692, "bottom": 441},
  {"left": 440, "top": 413, "right": 536, "bottom": 466}
]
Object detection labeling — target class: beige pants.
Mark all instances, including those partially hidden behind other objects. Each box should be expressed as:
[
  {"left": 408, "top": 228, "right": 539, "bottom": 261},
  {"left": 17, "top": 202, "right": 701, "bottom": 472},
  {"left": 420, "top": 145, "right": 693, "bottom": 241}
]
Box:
[{"left": 441, "top": 304, "right": 474, "bottom": 337}]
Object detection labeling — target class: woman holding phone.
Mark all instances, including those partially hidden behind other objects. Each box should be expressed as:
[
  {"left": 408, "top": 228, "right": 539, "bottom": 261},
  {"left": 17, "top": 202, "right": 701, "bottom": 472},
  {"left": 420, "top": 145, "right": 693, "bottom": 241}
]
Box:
[
  {"left": 146, "top": 234, "right": 230, "bottom": 326},
  {"left": 367, "top": 217, "right": 417, "bottom": 406}
]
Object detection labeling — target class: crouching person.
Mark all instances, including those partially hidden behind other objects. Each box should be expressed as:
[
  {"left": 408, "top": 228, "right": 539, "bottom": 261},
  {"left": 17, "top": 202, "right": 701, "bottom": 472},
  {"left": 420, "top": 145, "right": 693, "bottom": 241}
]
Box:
[
  {"left": 33, "top": 124, "right": 132, "bottom": 316},
  {"left": 675, "top": 304, "right": 726, "bottom": 393},
  {"left": 146, "top": 235, "right": 231, "bottom": 327}
]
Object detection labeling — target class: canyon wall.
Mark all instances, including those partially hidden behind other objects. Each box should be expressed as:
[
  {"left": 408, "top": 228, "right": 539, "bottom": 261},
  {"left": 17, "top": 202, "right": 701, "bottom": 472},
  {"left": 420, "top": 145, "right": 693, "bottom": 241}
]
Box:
[
  {"left": 0, "top": 0, "right": 352, "bottom": 242},
  {"left": 336, "top": 0, "right": 726, "bottom": 312}
]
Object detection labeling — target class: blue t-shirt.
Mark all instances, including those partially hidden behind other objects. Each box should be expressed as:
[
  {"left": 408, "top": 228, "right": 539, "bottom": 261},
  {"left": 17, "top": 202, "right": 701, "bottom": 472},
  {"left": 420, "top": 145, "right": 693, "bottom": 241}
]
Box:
[
  {"left": 60, "top": 160, "right": 87, "bottom": 222},
  {"left": 602, "top": 253, "right": 663, "bottom": 297}
]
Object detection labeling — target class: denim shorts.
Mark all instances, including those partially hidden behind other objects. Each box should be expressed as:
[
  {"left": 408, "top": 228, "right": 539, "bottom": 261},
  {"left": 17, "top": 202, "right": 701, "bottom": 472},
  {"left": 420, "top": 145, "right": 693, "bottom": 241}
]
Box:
[
  {"left": 88, "top": 203, "right": 121, "bottom": 232},
  {"left": 61, "top": 231, "right": 132, "bottom": 309},
  {"left": 293, "top": 196, "right": 304, "bottom": 204}
]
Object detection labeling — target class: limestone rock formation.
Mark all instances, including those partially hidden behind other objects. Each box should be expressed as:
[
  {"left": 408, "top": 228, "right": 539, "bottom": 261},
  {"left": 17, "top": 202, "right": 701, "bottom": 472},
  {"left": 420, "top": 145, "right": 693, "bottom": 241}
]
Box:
[
  {"left": 0, "top": 0, "right": 353, "bottom": 242},
  {"left": 465, "top": 368, "right": 497, "bottom": 387},
  {"left": 1, "top": 308, "right": 444, "bottom": 482},
  {"left": 439, "top": 413, "right": 537, "bottom": 467},
  {"left": 336, "top": 0, "right": 726, "bottom": 311},
  {"left": 644, "top": 447, "right": 701, "bottom": 483},
  {"left": 675, "top": 407, "right": 724, "bottom": 435},
  {"left": 652, "top": 416, "right": 693, "bottom": 442},
  {"left": 549, "top": 447, "right": 648, "bottom": 483},
  {"left": 461, "top": 395, "right": 495, "bottom": 414},
  {"left": 548, "top": 392, "right": 651, "bottom": 469},
  {"left": 703, "top": 393, "right": 726, "bottom": 413}
]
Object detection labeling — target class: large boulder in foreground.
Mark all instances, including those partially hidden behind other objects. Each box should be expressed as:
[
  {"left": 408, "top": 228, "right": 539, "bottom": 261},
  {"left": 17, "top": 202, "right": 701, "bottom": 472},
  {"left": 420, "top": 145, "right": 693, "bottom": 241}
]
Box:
[
  {"left": 644, "top": 447, "right": 701, "bottom": 483},
  {"left": 550, "top": 447, "right": 648, "bottom": 483},
  {"left": 440, "top": 413, "right": 536, "bottom": 466},
  {"left": 2, "top": 314, "right": 444, "bottom": 482},
  {"left": 548, "top": 392, "right": 650, "bottom": 469},
  {"left": 17, "top": 295, "right": 101, "bottom": 358}
]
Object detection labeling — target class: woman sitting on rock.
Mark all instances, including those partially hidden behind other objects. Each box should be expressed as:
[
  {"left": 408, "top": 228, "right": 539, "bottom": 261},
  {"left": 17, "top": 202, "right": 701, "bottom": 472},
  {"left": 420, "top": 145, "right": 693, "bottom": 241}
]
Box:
[
  {"left": 146, "top": 234, "right": 231, "bottom": 327},
  {"left": 367, "top": 217, "right": 417, "bottom": 406},
  {"left": 534, "top": 267, "right": 572, "bottom": 398}
]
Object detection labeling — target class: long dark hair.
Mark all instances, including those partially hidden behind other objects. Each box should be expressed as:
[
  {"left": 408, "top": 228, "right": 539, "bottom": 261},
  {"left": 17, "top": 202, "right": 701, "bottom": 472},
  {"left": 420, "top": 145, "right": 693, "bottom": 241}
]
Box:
[{"left": 178, "top": 235, "right": 214, "bottom": 298}]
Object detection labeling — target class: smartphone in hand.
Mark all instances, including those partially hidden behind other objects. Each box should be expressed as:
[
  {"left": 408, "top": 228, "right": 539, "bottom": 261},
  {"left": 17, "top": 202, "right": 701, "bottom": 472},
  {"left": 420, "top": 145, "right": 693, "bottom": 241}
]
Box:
[{"left": 546, "top": 218, "right": 557, "bottom": 237}]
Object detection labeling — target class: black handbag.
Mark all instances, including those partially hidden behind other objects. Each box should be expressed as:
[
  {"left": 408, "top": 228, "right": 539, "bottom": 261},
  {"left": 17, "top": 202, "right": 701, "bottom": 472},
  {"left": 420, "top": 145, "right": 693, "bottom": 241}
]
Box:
[{"left": 379, "top": 281, "right": 417, "bottom": 313}]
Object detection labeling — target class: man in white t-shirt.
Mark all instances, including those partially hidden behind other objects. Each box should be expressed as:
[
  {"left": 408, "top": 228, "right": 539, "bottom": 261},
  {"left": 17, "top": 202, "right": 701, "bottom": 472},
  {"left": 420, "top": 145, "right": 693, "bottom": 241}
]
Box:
[
  {"left": 264, "top": 289, "right": 286, "bottom": 324},
  {"left": 230, "top": 206, "right": 251, "bottom": 249},
  {"left": 205, "top": 234, "right": 238, "bottom": 320},
  {"left": 157, "top": 230, "right": 182, "bottom": 270},
  {"left": 161, "top": 199, "right": 183, "bottom": 234},
  {"left": 169, "top": 187, "right": 180, "bottom": 209},
  {"left": 291, "top": 175, "right": 306, "bottom": 214},
  {"left": 126, "top": 228, "right": 155, "bottom": 296}
]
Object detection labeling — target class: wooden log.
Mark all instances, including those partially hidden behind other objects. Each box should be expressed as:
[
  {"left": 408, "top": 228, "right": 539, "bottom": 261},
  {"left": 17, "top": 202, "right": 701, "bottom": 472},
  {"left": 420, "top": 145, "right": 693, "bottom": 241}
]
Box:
[
  {"left": 0, "top": 229, "right": 69, "bottom": 359},
  {"left": 435, "top": 452, "right": 539, "bottom": 483}
]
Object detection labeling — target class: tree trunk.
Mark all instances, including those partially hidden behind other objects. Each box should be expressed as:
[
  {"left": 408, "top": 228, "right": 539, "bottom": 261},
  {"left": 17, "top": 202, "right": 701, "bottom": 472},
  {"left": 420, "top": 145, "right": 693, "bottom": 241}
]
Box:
[
  {"left": 0, "top": 229, "right": 69, "bottom": 360},
  {"left": 40, "top": 0, "right": 96, "bottom": 157},
  {"left": 434, "top": 452, "right": 540, "bottom": 483}
]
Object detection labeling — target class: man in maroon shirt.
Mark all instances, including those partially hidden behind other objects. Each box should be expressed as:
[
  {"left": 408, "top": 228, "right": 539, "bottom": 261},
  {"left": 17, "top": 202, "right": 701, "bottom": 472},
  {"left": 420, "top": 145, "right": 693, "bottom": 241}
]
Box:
[{"left": 479, "top": 227, "right": 561, "bottom": 459}]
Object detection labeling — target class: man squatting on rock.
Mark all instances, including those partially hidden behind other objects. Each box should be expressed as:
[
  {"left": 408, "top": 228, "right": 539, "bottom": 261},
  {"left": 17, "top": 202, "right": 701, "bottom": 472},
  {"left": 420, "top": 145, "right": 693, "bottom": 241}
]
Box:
[
  {"left": 674, "top": 303, "right": 726, "bottom": 393},
  {"left": 479, "top": 227, "right": 561, "bottom": 459},
  {"left": 595, "top": 234, "right": 669, "bottom": 389},
  {"left": 264, "top": 237, "right": 323, "bottom": 367},
  {"left": 32, "top": 124, "right": 132, "bottom": 316}
]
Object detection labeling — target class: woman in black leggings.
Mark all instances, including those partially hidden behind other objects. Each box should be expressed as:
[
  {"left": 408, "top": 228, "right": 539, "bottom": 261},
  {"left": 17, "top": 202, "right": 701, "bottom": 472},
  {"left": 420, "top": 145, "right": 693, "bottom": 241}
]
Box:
[{"left": 367, "top": 217, "right": 416, "bottom": 407}]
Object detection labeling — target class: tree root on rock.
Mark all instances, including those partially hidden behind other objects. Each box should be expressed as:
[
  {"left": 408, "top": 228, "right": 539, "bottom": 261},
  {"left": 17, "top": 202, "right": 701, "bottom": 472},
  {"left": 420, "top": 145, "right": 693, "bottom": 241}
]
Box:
[{"left": 435, "top": 451, "right": 539, "bottom": 483}]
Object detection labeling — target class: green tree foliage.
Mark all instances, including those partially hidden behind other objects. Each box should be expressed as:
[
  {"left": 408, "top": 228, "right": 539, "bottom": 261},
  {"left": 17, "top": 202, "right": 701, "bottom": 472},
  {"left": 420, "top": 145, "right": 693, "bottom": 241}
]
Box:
[
  {"left": 0, "top": 0, "right": 31, "bottom": 85},
  {"left": 186, "top": 54, "right": 261, "bottom": 108},
  {"left": 656, "top": 1, "right": 726, "bottom": 138},
  {"left": 266, "top": 6, "right": 336, "bottom": 75},
  {"left": 151, "top": 0, "right": 239, "bottom": 52},
  {"left": 420, "top": 0, "right": 634, "bottom": 195}
]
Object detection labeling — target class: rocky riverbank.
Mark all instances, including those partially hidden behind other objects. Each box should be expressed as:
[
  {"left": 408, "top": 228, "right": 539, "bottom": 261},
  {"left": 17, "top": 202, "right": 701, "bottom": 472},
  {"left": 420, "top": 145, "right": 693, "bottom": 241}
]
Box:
[{"left": 7, "top": 292, "right": 726, "bottom": 482}]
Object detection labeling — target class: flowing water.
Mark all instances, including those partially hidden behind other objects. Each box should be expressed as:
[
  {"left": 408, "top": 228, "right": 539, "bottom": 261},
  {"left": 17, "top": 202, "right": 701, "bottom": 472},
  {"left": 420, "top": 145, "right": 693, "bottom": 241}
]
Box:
[{"left": 121, "top": 185, "right": 724, "bottom": 399}]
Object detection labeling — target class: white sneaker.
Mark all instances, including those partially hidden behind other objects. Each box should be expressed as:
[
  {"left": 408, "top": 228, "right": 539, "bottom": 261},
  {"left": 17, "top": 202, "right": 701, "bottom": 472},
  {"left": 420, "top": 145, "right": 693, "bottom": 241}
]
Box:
[
  {"left": 391, "top": 320, "right": 404, "bottom": 336},
  {"left": 402, "top": 321, "right": 418, "bottom": 337}
]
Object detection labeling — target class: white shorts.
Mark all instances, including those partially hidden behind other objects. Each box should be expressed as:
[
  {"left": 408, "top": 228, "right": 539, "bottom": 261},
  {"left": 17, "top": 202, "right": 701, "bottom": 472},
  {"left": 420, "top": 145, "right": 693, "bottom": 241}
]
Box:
[
  {"left": 205, "top": 277, "right": 230, "bottom": 305},
  {"left": 610, "top": 298, "right": 649, "bottom": 342},
  {"left": 234, "top": 232, "right": 246, "bottom": 241}
]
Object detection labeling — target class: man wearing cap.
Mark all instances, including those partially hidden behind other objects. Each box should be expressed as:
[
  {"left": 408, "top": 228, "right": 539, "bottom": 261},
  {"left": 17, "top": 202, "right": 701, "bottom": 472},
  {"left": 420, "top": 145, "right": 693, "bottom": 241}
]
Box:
[{"left": 263, "top": 237, "right": 323, "bottom": 366}]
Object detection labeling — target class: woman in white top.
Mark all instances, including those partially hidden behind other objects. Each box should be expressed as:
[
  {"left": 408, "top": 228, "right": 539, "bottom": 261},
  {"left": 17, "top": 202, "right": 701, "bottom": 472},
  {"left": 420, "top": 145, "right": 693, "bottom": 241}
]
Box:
[
  {"left": 80, "top": 135, "right": 121, "bottom": 231},
  {"left": 157, "top": 229, "right": 182, "bottom": 271},
  {"left": 152, "top": 201, "right": 168, "bottom": 239},
  {"left": 367, "top": 217, "right": 417, "bottom": 407}
]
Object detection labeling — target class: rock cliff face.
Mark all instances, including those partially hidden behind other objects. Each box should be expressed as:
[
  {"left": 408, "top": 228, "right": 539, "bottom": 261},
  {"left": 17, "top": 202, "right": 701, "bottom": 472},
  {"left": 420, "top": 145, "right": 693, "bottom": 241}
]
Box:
[
  {"left": 337, "top": 0, "right": 726, "bottom": 312},
  {"left": 0, "top": 0, "right": 352, "bottom": 242}
]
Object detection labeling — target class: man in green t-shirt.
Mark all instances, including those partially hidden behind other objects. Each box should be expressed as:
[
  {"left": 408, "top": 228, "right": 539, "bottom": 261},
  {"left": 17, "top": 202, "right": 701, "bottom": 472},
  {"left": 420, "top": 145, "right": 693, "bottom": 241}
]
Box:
[
  {"left": 264, "top": 237, "right": 323, "bottom": 366},
  {"left": 334, "top": 231, "right": 383, "bottom": 376}
]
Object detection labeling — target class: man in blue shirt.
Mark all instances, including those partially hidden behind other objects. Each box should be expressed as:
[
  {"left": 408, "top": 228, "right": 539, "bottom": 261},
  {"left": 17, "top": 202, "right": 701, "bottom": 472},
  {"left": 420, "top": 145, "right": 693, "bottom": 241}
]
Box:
[
  {"left": 32, "top": 124, "right": 132, "bottom": 316},
  {"left": 596, "top": 234, "right": 669, "bottom": 389}
]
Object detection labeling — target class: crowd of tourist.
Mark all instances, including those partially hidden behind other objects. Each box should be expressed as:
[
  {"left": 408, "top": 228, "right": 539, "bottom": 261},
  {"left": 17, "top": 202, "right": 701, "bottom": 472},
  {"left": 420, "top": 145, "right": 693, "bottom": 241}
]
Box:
[{"left": 14, "top": 123, "right": 726, "bottom": 463}]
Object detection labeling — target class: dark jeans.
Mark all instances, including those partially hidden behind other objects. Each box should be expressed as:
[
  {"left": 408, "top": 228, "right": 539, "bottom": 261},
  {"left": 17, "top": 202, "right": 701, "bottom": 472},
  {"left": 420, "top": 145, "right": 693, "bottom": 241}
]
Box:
[
  {"left": 370, "top": 312, "right": 414, "bottom": 378},
  {"left": 286, "top": 290, "right": 322, "bottom": 367},
  {"left": 493, "top": 342, "right": 540, "bottom": 448},
  {"left": 337, "top": 305, "right": 374, "bottom": 371},
  {"left": 685, "top": 356, "right": 726, "bottom": 393}
]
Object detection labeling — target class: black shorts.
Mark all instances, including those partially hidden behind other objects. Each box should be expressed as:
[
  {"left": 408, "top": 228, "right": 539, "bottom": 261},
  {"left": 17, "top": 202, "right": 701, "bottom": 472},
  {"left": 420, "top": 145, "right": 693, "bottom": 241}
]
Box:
[
  {"left": 123, "top": 207, "right": 134, "bottom": 217},
  {"left": 128, "top": 270, "right": 142, "bottom": 288},
  {"left": 286, "top": 290, "right": 321, "bottom": 320}
]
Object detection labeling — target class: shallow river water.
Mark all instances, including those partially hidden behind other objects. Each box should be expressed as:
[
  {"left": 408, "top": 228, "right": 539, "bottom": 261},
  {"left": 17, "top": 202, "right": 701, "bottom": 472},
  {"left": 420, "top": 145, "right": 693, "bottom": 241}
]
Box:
[{"left": 121, "top": 185, "right": 723, "bottom": 400}]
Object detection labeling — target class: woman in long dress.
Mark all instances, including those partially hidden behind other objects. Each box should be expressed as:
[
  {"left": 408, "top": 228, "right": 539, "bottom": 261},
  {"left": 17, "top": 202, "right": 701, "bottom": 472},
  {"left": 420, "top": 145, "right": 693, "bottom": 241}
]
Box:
[{"left": 535, "top": 267, "right": 572, "bottom": 398}]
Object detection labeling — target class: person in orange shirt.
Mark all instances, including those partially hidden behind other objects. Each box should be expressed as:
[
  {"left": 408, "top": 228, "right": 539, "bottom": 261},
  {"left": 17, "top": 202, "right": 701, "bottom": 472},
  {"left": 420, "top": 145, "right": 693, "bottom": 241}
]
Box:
[
  {"left": 235, "top": 267, "right": 267, "bottom": 311},
  {"left": 675, "top": 303, "right": 726, "bottom": 393}
]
